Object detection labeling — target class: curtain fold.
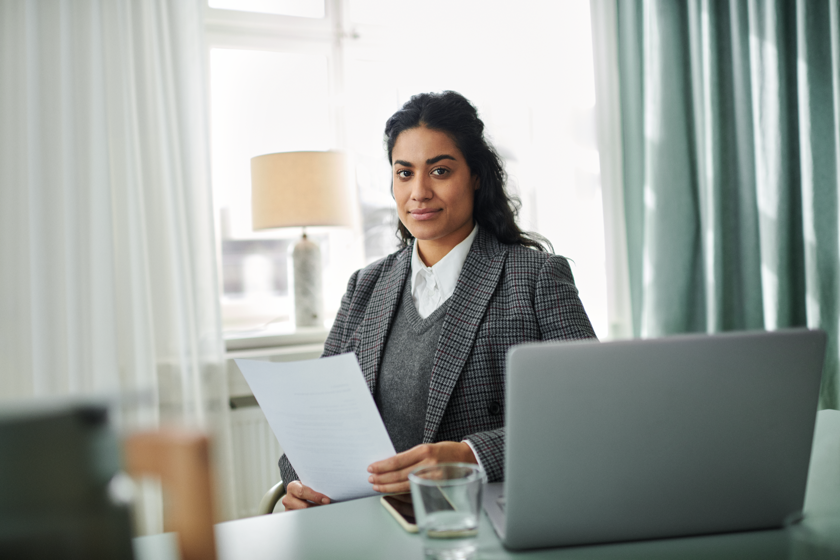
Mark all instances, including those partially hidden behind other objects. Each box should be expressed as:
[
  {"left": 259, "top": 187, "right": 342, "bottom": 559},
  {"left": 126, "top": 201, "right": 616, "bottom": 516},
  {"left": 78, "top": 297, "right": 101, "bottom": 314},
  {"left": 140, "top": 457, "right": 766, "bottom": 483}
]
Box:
[
  {"left": 611, "top": 0, "right": 839, "bottom": 408},
  {"left": 0, "top": 0, "right": 234, "bottom": 528}
]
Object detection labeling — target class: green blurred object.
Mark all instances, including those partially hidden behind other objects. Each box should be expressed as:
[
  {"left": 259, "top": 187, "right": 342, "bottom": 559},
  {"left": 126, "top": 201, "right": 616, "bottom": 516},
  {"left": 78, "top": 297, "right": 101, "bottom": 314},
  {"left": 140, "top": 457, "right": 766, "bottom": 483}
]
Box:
[{"left": 0, "top": 403, "right": 134, "bottom": 559}]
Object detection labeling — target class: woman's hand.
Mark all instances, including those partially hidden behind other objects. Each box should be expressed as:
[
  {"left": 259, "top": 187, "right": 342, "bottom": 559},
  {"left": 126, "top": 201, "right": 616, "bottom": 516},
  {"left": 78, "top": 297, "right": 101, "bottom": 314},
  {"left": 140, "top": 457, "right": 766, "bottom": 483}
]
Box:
[
  {"left": 367, "top": 441, "right": 477, "bottom": 494},
  {"left": 280, "top": 480, "right": 331, "bottom": 511}
]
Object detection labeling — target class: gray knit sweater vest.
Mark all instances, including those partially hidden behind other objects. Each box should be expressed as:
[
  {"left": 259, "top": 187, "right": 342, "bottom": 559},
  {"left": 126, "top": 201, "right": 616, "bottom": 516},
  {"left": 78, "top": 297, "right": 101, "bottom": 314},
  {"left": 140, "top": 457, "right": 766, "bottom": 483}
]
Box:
[{"left": 375, "top": 277, "right": 450, "bottom": 453}]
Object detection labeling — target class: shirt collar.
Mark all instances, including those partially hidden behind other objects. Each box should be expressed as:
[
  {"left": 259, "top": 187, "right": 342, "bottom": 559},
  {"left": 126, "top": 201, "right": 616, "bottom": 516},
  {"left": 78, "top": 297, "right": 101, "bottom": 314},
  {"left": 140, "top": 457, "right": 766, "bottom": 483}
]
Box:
[{"left": 410, "top": 224, "right": 479, "bottom": 301}]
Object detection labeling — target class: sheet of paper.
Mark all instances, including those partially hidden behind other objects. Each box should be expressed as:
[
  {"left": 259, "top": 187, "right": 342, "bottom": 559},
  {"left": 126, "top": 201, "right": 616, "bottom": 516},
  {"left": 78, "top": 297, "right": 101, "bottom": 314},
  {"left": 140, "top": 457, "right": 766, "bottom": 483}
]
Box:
[{"left": 235, "top": 353, "right": 396, "bottom": 502}]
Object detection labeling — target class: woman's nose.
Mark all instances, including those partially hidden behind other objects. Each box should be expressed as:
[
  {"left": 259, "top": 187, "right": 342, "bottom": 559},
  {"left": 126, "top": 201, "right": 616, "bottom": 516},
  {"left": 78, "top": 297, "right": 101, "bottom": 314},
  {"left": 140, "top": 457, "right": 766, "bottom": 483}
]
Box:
[{"left": 410, "top": 175, "right": 432, "bottom": 201}]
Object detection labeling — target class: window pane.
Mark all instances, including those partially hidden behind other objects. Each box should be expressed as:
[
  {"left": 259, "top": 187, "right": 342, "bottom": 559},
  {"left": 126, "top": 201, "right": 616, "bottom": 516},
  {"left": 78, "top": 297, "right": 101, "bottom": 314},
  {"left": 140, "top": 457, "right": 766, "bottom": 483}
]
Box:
[
  {"left": 347, "top": 0, "right": 395, "bottom": 24},
  {"left": 211, "top": 48, "right": 330, "bottom": 237},
  {"left": 209, "top": 0, "right": 324, "bottom": 18},
  {"left": 210, "top": 48, "right": 331, "bottom": 329}
]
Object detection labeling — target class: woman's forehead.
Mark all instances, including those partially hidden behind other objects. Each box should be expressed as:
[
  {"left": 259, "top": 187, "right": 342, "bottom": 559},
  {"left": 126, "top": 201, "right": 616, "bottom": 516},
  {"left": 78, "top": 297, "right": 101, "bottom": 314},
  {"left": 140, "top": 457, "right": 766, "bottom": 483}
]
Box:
[{"left": 392, "top": 126, "right": 463, "bottom": 163}]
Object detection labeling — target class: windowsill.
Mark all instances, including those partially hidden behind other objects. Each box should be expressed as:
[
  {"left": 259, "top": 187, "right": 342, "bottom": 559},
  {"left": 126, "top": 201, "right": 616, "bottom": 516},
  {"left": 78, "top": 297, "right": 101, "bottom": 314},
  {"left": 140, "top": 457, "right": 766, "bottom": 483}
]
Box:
[
  {"left": 223, "top": 324, "right": 330, "bottom": 398},
  {"left": 224, "top": 324, "right": 330, "bottom": 352}
]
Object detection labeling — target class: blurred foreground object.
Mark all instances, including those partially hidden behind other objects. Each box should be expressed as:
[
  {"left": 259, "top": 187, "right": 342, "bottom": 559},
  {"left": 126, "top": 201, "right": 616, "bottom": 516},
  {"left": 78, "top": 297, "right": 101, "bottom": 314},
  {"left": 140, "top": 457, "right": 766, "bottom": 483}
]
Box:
[
  {"left": 0, "top": 404, "right": 218, "bottom": 560},
  {"left": 125, "top": 430, "right": 217, "bottom": 560},
  {"left": 0, "top": 404, "right": 134, "bottom": 559}
]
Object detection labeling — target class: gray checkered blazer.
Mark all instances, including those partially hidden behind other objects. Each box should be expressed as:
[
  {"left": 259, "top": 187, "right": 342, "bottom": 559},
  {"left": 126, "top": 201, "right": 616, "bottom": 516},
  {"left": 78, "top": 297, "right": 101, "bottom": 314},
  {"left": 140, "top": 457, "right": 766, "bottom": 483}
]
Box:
[{"left": 278, "top": 227, "right": 596, "bottom": 486}]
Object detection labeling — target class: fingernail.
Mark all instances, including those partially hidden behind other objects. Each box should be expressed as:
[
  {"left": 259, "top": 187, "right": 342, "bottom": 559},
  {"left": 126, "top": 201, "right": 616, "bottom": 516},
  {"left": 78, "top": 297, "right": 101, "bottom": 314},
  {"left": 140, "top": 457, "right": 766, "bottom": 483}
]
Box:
[
  {"left": 368, "top": 466, "right": 373, "bottom": 472},
  {"left": 321, "top": 498, "right": 329, "bottom": 504},
  {"left": 368, "top": 476, "right": 373, "bottom": 483}
]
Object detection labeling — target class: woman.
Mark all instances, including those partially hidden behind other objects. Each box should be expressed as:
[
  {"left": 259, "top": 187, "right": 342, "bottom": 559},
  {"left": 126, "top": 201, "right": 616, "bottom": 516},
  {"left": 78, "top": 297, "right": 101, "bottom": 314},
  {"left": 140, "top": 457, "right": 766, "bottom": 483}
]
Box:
[{"left": 281, "top": 91, "right": 596, "bottom": 510}]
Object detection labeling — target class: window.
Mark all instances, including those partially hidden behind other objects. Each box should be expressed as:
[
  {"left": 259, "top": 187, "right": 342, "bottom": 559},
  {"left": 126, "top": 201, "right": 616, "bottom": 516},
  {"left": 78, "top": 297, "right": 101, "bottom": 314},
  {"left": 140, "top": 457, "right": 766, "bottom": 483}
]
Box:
[
  {"left": 210, "top": 48, "right": 333, "bottom": 331},
  {"left": 209, "top": 0, "right": 325, "bottom": 18},
  {"left": 207, "top": 0, "right": 608, "bottom": 339}
]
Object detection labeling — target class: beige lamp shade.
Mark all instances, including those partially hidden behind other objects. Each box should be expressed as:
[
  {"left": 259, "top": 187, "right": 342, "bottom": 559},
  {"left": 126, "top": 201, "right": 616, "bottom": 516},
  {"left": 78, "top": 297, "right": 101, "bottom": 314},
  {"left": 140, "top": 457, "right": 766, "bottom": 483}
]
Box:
[{"left": 251, "top": 151, "right": 354, "bottom": 230}]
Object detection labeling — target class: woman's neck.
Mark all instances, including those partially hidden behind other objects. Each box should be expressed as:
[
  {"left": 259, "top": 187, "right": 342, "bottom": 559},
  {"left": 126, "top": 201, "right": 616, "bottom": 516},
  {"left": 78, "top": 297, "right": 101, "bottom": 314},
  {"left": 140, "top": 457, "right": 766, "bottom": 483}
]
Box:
[{"left": 415, "top": 222, "right": 475, "bottom": 267}]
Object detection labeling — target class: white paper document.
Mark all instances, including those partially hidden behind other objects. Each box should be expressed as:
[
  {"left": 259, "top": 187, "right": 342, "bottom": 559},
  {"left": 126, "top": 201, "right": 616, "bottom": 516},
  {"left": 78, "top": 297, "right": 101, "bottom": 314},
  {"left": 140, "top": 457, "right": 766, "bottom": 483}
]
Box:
[{"left": 235, "top": 353, "right": 396, "bottom": 502}]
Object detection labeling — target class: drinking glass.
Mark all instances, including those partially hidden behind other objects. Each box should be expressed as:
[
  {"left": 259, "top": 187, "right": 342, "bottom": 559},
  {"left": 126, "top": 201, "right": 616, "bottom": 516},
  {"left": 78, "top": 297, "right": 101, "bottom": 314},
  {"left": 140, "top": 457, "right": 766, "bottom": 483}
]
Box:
[{"left": 408, "top": 463, "right": 485, "bottom": 560}]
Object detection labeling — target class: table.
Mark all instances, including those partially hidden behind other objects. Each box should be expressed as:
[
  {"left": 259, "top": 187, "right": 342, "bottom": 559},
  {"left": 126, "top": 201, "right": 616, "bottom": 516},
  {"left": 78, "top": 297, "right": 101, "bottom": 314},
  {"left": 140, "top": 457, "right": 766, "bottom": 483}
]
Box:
[{"left": 139, "top": 410, "right": 840, "bottom": 560}]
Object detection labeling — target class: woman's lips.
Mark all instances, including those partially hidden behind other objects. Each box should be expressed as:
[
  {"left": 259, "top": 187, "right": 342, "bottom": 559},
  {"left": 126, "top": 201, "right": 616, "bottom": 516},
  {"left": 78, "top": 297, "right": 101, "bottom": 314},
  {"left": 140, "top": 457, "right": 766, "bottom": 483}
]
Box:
[{"left": 409, "top": 209, "right": 441, "bottom": 221}]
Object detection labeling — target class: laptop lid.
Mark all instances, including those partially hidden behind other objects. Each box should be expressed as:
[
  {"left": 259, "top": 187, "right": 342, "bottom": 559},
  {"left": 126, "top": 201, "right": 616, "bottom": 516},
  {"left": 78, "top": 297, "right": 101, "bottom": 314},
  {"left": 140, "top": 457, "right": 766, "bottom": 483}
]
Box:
[{"left": 499, "top": 329, "right": 826, "bottom": 550}]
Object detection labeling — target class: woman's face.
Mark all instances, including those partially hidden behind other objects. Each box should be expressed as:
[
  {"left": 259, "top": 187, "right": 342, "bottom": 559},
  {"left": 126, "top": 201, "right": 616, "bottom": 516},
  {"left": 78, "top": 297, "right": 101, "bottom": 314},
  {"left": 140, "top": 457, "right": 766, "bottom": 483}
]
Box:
[{"left": 392, "top": 126, "right": 478, "bottom": 264}]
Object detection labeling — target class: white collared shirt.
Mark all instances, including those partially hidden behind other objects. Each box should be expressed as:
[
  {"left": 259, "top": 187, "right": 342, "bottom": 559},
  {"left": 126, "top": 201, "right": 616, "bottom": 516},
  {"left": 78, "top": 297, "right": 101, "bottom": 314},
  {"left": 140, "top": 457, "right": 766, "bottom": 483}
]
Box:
[{"left": 410, "top": 224, "right": 479, "bottom": 319}]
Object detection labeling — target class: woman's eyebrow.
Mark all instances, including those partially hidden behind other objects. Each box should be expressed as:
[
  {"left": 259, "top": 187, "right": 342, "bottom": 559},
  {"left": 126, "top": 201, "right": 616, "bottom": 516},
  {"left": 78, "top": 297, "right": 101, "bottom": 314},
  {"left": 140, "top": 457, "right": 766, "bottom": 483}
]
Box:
[
  {"left": 393, "top": 154, "right": 456, "bottom": 167},
  {"left": 427, "top": 154, "right": 456, "bottom": 165}
]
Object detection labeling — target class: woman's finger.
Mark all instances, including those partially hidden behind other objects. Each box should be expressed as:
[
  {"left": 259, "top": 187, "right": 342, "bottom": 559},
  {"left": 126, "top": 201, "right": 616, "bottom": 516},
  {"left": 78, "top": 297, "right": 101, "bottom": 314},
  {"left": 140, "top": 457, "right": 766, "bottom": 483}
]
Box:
[
  {"left": 286, "top": 481, "right": 331, "bottom": 507},
  {"left": 368, "top": 445, "right": 430, "bottom": 474},
  {"left": 296, "top": 484, "right": 331, "bottom": 505},
  {"left": 369, "top": 442, "right": 477, "bottom": 491},
  {"left": 372, "top": 480, "right": 411, "bottom": 494},
  {"left": 281, "top": 492, "right": 313, "bottom": 510},
  {"left": 370, "top": 462, "right": 422, "bottom": 486}
]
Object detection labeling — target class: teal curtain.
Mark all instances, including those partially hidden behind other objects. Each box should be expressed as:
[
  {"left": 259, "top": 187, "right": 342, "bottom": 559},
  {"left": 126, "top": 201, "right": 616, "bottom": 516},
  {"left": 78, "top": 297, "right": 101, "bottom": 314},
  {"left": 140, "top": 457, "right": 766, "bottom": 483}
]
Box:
[{"left": 616, "top": 0, "right": 840, "bottom": 408}]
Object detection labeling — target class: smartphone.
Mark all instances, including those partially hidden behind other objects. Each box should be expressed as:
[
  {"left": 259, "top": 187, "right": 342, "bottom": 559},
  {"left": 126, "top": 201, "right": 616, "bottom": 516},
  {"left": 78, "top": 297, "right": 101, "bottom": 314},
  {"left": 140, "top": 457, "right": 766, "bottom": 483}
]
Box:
[
  {"left": 381, "top": 488, "right": 459, "bottom": 532},
  {"left": 380, "top": 493, "right": 418, "bottom": 532}
]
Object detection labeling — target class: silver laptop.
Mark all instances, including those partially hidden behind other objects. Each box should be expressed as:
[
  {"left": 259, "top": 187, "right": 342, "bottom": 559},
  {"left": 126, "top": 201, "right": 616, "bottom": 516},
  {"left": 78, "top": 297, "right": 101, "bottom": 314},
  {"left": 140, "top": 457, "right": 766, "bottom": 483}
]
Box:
[{"left": 483, "top": 329, "right": 826, "bottom": 550}]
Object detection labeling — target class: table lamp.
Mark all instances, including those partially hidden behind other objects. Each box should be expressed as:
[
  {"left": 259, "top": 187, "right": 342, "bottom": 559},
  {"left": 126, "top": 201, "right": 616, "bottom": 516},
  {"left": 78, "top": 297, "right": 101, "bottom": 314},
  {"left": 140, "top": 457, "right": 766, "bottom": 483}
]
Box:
[{"left": 250, "top": 151, "right": 354, "bottom": 328}]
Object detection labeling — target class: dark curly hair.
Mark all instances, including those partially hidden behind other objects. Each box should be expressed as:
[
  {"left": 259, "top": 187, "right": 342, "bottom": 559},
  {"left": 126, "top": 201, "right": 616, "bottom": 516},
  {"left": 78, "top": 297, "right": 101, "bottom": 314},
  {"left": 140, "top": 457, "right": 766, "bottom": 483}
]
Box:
[{"left": 384, "top": 91, "right": 549, "bottom": 252}]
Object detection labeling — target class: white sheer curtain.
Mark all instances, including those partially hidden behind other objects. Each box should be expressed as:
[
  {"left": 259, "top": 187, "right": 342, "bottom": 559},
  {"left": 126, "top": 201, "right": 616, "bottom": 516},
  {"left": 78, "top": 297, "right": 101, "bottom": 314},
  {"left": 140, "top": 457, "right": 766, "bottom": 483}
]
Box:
[
  {"left": 0, "top": 0, "right": 234, "bottom": 530},
  {"left": 589, "top": 0, "right": 633, "bottom": 341}
]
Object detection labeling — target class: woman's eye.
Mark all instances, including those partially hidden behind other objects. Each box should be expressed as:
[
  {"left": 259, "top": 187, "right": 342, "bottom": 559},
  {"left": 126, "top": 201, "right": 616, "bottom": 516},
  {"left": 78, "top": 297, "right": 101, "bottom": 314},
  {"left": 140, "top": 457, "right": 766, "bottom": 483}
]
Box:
[
  {"left": 431, "top": 168, "right": 448, "bottom": 177},
  {"left": 396, "top": 169, "right": 411, "bottom": 179}
]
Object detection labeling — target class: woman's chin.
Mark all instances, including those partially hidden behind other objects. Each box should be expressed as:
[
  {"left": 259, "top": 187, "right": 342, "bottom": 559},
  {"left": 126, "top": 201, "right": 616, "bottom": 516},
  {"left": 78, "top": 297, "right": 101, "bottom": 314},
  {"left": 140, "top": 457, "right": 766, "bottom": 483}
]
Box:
[{"left": 403, "top": 222, "right": 440, "bottom": 242}]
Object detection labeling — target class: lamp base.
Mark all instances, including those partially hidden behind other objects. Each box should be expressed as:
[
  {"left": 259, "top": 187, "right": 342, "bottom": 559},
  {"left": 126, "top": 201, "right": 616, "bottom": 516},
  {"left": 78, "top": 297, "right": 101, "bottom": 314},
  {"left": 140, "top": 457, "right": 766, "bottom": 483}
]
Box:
[{"left": 292, "top": 234, "right": 323, "bottom": 328}]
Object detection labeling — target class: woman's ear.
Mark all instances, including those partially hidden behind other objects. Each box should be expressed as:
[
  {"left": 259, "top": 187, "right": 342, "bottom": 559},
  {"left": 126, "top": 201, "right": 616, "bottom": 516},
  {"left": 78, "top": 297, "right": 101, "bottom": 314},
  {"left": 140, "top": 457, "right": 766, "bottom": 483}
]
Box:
[{"left": 472, "top": 174, "right": 480, "bottom": 191}]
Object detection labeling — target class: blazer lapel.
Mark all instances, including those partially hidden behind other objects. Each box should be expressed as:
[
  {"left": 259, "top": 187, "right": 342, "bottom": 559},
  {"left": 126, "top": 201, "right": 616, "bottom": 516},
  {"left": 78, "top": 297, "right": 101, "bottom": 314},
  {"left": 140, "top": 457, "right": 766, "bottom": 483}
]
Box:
[
  {"left": 356, "top": 247, "right": 410, "bottom": 394},
  {"left": 423, "top": 230, "right": 508, "bottom": 443}
]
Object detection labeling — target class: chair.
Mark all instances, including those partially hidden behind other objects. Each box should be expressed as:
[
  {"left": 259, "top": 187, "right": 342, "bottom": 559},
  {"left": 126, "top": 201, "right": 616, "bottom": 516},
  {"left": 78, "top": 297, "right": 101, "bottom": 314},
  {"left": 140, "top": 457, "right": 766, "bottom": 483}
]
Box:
[{"left": 257, "top": 480, "right": 286, "bottom": 515}]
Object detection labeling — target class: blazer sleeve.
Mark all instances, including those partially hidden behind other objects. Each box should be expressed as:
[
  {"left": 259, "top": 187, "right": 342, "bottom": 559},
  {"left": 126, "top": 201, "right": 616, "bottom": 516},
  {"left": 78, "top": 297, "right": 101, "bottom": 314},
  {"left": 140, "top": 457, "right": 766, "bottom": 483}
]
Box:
[
  {"left": 462, "top": 254, "right": 596, "bottom": 482},
  {"left": 277, "top": 269, "right": 362, "bottom": 487},
  {"left": 322, "top": 269, "right": 360, "bottom": 358},
  {"left": 534, "top": 254, "right": 598, "bottom": 341}
]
